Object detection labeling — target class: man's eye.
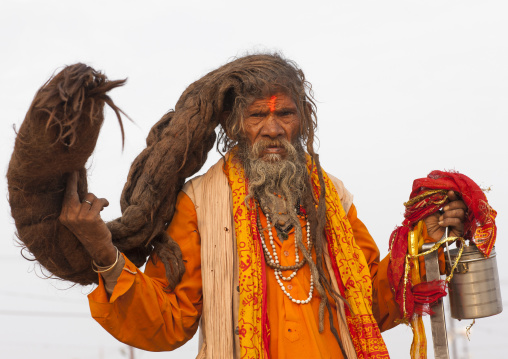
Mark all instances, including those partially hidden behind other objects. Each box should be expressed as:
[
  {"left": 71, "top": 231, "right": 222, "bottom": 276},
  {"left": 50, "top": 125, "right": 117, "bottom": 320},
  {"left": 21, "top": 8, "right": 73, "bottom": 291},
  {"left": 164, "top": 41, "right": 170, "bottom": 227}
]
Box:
[
  {"left": 245, "top": 117, "right": 263, "bottom": 126},
  {"left": 250, "top": 113, "right": 264, "bottom": 117}
]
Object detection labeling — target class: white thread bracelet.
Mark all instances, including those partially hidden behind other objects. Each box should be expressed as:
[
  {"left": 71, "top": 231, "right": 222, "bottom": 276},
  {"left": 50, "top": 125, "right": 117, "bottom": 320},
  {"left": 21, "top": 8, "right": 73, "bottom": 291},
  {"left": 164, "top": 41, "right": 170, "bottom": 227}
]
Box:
[{"left": 92, "top": 246, "right": 120, "bottom": 273}]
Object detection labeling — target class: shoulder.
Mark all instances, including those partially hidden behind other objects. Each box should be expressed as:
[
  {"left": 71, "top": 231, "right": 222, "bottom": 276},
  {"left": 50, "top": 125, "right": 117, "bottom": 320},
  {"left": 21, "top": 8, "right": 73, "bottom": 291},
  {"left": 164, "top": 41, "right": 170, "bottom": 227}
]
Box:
[
  {"left": 182, "top": 158, "right": 226, "bottom": 204},
  {"left": 326, "top": 172, "right": 354, "bottom": 214}
]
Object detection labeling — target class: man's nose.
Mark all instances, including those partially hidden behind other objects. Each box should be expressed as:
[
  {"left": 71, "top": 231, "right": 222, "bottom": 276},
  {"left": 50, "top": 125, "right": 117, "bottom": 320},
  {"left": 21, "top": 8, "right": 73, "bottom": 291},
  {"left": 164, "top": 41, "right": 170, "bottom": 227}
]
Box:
[{"left": 260, "top": 115, "right": 284, "bottom": 139}]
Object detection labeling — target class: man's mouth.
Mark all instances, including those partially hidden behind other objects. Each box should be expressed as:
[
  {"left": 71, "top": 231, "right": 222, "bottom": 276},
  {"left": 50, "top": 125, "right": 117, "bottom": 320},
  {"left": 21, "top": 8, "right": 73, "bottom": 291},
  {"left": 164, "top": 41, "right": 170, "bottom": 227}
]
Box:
[
  {"left": 250, "top": 139, "right": 290, "bottom": 161},
  {"left": 262, "top": 146, "right": 285, "bottom": 154}
]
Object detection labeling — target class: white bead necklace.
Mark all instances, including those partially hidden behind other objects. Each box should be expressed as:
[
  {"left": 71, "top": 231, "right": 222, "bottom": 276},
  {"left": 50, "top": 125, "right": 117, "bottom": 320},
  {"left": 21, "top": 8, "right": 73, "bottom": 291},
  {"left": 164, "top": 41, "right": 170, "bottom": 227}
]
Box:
[{"left": 260, "top": 211, "right": 314, "bottom": 305}]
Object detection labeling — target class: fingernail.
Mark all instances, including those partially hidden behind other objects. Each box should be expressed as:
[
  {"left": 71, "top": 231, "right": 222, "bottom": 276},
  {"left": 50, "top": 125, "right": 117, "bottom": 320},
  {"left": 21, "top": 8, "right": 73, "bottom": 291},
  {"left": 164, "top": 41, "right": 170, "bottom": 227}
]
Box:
[
  {"left": 438, "top": 221, "right": 443, "bottom": 225},
  {"left": 443, "top": 206, "right": 449, "bottom": 211}
]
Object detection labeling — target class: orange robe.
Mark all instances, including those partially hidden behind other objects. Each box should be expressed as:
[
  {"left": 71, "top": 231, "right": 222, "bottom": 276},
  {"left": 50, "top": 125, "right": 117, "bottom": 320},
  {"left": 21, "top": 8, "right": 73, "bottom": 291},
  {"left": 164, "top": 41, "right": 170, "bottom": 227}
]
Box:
[{"left": 88, "top": 191, "right": 428, "bottom": 357}]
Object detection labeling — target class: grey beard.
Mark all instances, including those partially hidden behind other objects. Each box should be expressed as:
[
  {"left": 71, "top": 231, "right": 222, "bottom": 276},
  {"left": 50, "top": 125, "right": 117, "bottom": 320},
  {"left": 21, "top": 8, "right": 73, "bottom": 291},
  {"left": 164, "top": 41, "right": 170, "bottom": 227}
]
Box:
[{"left": 239, "top": 138, "right": 308, "bottom": 230}]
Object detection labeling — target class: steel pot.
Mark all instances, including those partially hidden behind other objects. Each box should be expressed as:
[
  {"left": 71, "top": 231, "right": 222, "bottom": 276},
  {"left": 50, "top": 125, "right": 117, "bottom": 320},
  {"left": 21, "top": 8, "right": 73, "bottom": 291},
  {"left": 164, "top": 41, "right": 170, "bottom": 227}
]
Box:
[{"left": 445, "top": 244, "right": 503, "bottom": 320}]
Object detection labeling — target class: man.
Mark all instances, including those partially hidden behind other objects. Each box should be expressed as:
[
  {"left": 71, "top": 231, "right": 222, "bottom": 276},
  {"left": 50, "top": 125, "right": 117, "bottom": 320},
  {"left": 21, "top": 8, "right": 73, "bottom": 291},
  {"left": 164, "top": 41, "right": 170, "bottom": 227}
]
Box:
[{"left": 59, "top": 54, "right": 466, "bottom": 358}]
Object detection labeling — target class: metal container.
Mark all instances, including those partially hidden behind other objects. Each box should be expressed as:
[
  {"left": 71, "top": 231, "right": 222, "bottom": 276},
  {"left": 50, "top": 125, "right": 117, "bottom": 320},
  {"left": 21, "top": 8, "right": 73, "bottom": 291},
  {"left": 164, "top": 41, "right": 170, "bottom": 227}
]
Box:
[{"left": 445, "top": 244, "right": 503, "bottom": 319}]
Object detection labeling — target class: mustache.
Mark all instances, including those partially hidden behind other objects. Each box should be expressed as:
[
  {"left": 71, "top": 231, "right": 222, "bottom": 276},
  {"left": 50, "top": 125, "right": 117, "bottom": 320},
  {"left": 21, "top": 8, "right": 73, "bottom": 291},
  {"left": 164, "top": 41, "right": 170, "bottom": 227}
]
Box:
[{"left": 250, "top": 138, "right": 293, "bottom": 158}]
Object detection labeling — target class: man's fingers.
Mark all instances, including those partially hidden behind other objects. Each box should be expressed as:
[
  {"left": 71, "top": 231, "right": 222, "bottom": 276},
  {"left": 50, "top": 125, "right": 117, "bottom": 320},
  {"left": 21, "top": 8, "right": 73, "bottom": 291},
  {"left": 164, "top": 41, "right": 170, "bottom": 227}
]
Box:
[
  {"left": 77, "top": 194, "right": 103, "bottom": 213},
  {"left": 441, "top": 208, "right": 466, "bottom": 221},
  {"left": 79, "top": 196, "right": 109, "bottom": 214},
  {"left": 439, "top": 217, "right": 463, "bottom": 230},
  {"left": 93, "top": 198, "right": 110, "bottom": 212},
  {"left": 62, "top": 171, "right": 81, "bottom": 211},
  {"left": 447, "top": 190, "right": 460, "bottom": 202},
  {"left": 443, "top": 199, "right": 467, "bottom": 212},
  {"left": 78, "top": 193, "right": 94, "bottom": 213},
  {"left": 64, "top": 171, "right": 79, "bottom": 199}
]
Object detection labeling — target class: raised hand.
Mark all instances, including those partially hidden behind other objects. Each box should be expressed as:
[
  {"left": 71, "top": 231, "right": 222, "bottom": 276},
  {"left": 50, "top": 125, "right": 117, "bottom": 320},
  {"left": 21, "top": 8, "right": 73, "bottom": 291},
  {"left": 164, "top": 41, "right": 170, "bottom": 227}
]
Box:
[{"left": 59, "top": 171, "right": 117, "bottom": 266}]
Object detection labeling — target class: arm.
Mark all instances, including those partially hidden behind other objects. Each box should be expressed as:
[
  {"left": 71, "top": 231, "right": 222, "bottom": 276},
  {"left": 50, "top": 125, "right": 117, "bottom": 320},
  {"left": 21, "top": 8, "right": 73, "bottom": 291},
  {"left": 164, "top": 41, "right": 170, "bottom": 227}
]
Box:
[
  {"left": 87, "top": 191, "right": 202, "bottom": 351},
  {"left": 348, "top": 204, "right": 425, "bottom": 331},
  {"left": 348, "top": 192, "right": 466, "bottom": 332},
  {"left": 59, "top": 173, "right": 203, "bottom": 351},
  {"left": 346, "top": 204, "right": 400, "bottom": 331}
]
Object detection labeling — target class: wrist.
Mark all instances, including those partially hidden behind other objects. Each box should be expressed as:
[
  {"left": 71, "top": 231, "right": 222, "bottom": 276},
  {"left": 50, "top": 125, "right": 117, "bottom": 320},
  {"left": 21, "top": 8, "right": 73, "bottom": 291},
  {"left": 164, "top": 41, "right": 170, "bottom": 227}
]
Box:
[{"left": 92, "top": 244, "right": 118, "bottom": 267}]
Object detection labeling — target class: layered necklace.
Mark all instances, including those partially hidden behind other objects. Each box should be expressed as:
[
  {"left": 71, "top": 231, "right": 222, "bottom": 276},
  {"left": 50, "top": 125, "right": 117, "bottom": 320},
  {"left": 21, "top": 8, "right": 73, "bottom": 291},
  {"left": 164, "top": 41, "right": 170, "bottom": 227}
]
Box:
[{"left": 257, "top": 202, "right": 314, "bottom": 305}]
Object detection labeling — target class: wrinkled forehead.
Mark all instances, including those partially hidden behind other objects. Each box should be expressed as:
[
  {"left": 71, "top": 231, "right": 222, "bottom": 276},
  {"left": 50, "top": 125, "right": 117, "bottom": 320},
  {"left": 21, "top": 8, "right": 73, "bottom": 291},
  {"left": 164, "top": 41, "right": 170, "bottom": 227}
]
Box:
[{"left": 246, "top": 81, "right": 300, "bottom": 102}]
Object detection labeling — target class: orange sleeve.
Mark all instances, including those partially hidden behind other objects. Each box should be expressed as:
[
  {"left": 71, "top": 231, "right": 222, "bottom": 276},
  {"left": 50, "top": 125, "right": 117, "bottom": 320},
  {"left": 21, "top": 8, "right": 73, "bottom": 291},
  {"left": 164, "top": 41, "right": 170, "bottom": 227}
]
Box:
[
  {"left": 347, "top": 204, "right": 400, "bottom": 331},
  {"left": 346, "top": 204, "right": 400, "bottom": 332},
  {"left": 348, "top": 205, "right": 445, "bottom": 332},
  {"left": 88, "top": 191, "right": 202, "bottom": 351}
]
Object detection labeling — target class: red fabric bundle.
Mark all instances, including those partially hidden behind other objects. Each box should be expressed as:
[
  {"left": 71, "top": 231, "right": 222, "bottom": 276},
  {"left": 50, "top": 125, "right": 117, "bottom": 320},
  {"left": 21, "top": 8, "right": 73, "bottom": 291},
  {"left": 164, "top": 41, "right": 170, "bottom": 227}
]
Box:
[
  {"left": 410, "top": 170, "right": 497, "bottom": 256},
  {"left": 388, "top": 170, "right": 497, "bottom": 320},
  {"left": 412, "top": 280, "right": 448, "bottom": 316}
]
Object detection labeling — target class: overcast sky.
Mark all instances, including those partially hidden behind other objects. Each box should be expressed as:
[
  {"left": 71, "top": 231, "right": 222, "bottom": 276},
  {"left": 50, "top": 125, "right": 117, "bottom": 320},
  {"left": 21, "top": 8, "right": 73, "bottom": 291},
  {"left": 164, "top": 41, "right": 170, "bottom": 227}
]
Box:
[{"left": 1, "top": 1, "right": 507, "bottom": 358}]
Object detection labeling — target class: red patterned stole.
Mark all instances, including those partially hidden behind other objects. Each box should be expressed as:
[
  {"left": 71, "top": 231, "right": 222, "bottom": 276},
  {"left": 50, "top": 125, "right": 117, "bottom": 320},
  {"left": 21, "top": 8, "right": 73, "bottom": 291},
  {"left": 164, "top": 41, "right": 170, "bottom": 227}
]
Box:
[{"left": 309, "top": 160, "right": 390, "bottom": 359}]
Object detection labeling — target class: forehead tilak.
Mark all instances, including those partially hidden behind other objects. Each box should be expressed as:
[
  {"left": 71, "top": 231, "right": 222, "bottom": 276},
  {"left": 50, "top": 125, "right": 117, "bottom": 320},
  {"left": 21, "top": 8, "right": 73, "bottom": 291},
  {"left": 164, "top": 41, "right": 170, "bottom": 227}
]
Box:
[{"left": 268, "top": 95, "right": 277, "bottom": 112}]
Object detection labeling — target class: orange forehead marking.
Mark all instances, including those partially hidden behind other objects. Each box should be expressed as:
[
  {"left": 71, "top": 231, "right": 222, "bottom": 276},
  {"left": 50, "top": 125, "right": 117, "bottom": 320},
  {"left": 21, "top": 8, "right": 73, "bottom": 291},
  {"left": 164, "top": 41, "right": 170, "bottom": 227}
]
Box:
[{"left": 268, "top": 95, "right": 277, "bottom": 112}]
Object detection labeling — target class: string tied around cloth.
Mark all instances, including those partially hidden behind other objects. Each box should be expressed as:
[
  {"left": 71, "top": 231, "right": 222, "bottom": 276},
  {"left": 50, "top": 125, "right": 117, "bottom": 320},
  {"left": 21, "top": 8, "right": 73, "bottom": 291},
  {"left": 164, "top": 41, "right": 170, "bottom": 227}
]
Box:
[{"left": 401, "top": 235, "right": 466, "bottom": 319}]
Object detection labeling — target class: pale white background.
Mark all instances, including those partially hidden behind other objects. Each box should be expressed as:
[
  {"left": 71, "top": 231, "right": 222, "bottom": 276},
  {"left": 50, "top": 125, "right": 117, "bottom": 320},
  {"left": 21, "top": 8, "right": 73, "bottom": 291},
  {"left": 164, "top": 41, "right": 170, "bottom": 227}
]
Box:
[{"left": 1, "top": 1, "right": 507, "bottom": 358}]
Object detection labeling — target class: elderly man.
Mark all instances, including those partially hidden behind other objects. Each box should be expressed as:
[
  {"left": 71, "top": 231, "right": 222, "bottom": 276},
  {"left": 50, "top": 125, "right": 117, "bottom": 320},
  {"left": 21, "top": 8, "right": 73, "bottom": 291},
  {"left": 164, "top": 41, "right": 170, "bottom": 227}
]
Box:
[{"left": 59, "top": 54, "right": 466, "bottom": 358}]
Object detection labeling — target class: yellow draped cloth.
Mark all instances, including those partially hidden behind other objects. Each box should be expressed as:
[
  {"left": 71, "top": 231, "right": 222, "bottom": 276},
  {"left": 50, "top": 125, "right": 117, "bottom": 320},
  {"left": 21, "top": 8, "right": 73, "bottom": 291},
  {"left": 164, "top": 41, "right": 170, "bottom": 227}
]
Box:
[{"left": 224, "top": 151, "right": 389, "bottom": 358}]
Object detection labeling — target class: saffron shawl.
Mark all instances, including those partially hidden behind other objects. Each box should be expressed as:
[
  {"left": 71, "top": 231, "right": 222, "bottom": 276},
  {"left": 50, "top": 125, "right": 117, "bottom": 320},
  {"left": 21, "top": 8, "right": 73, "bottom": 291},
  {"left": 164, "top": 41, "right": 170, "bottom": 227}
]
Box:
[{"left": 224, "top": 153, "right": 389, "bottom": 359}]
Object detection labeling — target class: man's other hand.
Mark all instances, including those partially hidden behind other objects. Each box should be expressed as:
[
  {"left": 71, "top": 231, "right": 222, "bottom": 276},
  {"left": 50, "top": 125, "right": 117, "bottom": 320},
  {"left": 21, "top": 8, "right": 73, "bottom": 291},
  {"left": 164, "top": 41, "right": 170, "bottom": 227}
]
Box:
[
  {"left": 59, "top": 171, "right": 117, "bottom": 267},
  {"left": 424, "top": 190, "right": 467, "bottom": 242}
]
